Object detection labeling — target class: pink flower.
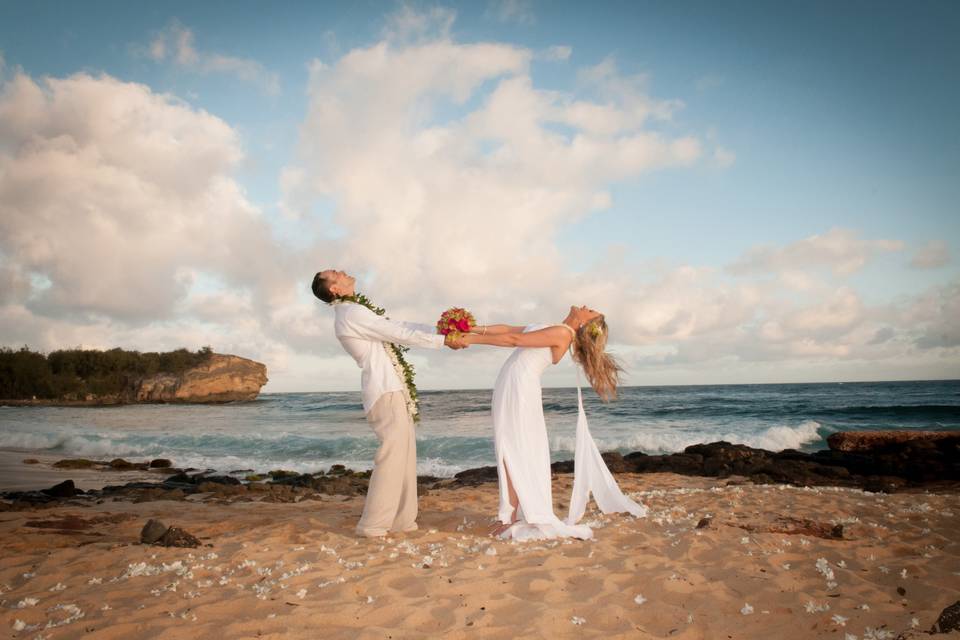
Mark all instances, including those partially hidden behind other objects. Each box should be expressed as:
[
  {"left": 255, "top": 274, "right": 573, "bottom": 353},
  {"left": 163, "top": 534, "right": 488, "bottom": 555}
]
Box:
[{"left": 458, "top": 319, "right": 470, "bottom": 332}]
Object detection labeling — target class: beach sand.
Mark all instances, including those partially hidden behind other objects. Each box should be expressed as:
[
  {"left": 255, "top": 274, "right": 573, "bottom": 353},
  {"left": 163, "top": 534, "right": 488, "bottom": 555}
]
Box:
[{"left": 1, "top": 471, "right": 958, "bottom": 639}]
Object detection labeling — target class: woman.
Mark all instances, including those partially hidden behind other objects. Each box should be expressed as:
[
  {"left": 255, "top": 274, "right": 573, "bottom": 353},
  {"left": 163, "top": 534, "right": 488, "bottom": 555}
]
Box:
[{"left": 461, "top": 305, "right": 647, "bottom": 540}]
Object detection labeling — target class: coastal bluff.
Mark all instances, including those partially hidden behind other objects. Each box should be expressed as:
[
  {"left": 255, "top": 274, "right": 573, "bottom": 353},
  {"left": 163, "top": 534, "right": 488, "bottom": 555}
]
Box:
[
  {"left": 0, "top": 352, "right": 268, "bottom": 405},
  {"left": 134, "top": 353, "right": 268, "bottom": 403}
]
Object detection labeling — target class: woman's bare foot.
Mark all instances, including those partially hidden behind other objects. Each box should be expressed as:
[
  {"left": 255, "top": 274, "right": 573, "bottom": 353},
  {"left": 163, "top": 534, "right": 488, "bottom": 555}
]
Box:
[{"left": 489, "top": 509, "right": 518, "bottom": 537}]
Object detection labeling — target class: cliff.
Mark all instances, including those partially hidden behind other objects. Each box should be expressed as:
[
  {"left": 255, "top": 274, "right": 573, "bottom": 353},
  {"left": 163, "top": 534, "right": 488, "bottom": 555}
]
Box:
[
  {"left": 135, "top": 354, "right": 268, "bottom": 403},
  {"left": 0, "top": 353, "right": 268, "bottom": 405}
]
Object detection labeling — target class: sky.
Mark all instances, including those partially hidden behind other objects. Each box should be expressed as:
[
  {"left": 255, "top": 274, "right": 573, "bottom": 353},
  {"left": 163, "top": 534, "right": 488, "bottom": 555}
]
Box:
[{"left": 0, "top": 0, "right": 958, "bottom": 392}]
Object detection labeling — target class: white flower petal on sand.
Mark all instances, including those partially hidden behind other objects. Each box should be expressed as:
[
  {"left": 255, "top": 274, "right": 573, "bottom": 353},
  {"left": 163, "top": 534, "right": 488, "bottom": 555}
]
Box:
[
  {"left": 17, "top": 597, "right": 38, "bottom": 608},
  {"left": 900, "top": 569, "right": 907, "bottom": 579},
  {"left": 836, "top": 560, "right": 847, "bottom": 568},
  {"left": 485, "top": 547, "right": 497, "bottom": 556},
  {"left": 845, "top": 634, "right": 858, "bottom": 640},
  {"left": 634, "top": 594, "right": 646, "bottom": 605},
  {"left": 12, "top": 620, "right": 26, "bottom": 631},
  {"left": 366, "top": 596, "right": 375, "bottom": 604},
  {"left": 816, "top": 558, "right": 835, "bottom": 581},
  {"left": 832, "top": 614, "right": 848, "bottom": 626},
  {"left": 296, "top": 588, "right": 307, "bottom": 599},
  {"left": 740, "top": 603, "right": 754, "bottom": 615},
  {"left": 571, "top": 616, "right": 586, "bottom": 625},
  {"left": 48, "top": 582, "right": 67, "bottom": 592},
  {"left": 805, "top": 600, "right": 830, "bottom": 613}
]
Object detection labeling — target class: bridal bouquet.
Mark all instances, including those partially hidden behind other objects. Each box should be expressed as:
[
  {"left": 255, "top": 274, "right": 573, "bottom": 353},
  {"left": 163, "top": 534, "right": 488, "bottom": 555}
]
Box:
[{"left": 436, "top": 307, "right": 476, "bottom": 337}]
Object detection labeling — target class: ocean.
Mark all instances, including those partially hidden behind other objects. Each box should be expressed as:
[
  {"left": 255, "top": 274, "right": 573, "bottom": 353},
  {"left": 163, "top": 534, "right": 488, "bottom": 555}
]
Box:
[{"left": 1, "top": 380, "right": 958, "bottom": 478}]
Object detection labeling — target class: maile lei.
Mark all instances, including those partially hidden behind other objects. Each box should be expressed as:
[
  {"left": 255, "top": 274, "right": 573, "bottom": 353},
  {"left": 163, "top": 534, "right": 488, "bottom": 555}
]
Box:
[{"left": 332, "top": 293, "right": 420, "bottom": 422}]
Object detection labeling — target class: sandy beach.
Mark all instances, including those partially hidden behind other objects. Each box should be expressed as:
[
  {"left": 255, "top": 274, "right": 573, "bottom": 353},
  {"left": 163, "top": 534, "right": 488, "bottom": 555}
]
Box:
[{"left": 2, "top": 466, "right": 958, "bottom": 639}]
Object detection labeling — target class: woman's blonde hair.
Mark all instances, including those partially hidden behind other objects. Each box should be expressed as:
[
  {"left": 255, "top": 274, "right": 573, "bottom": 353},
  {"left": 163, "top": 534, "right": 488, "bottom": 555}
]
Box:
[{"left": 571, "top": 315, "right": 623, "bottom": 401}]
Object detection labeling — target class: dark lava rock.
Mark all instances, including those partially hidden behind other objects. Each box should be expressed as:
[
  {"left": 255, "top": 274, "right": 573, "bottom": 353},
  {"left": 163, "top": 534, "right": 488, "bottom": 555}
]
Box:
[
  {"left": 695, "top": 517, "right": 712, "bottom": 529},
  {"left": 157, "top": 526, "right": 201, "bottom": 548},
  {"left": 828, "top": 430, "right": 958, "bottom": 452},
  {"left": 53, "top": 458, "right": 100, "bottom": 469},
  {"left": 41, "top": 479, "right": 78, "bottom": 498},
  {"left": 311, "top": 475, "right": 367, "bottom": 496},
  {"left": 149, "top": 459, "right": 173, "bottom": 468},
  {"left": 109, "top": 458, "right": 142, "bottom": 470},
  {"left": 162, "top": 472, "right": 239, "bottom": 487},
  {"left": 600, "top": 452, "right": 631, "bottom": 473},
  {"left": 931, "top": 600, "right": 960, "bottom": 634},
  {"left": 197, "top": 475, "right": 241, "bottom": 485},
  {"left": 453, "top": 466, "right": 499, "bottom": 486},
  {"left": 2, "top": 490, "right": 55, "bottom": 505},
  {"left": 327, "top": 464, "right": 348, "bottom": 475},
  {"left": 268, "top": 469, "right": 300, "bottom": 480},
  {"left": 550, "top": 460, "right": 574, "bottom": 474},
  {"left": 22, "top": 458, "right": 39, "bottom": 464},
  {"left": 140, "top": 519, "right": 168, "bottom": 544},
  {"left": 163, "top": 472, "right": 195, "bottom": 486}
]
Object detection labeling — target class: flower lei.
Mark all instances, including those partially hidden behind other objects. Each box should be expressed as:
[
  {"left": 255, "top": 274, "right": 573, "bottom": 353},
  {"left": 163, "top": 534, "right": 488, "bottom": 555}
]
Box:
[{"left": 332, "top": 292, "right": 420, "bottom": 422}]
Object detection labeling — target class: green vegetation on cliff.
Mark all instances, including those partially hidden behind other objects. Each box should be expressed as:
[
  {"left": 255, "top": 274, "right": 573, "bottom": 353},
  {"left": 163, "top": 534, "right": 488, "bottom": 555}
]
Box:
[{"left": 0, "top": 346, "right": 213, "bottom": 400}]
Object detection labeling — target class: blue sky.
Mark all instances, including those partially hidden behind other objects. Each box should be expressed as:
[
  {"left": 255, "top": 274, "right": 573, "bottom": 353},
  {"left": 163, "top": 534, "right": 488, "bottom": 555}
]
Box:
[{"left": 1, "top": 1, "right": 957, "bottom": 390}]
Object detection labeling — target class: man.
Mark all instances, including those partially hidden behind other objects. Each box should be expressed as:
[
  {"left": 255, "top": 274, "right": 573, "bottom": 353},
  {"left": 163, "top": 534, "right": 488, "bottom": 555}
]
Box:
[{"left": 312, "top": 269, "right": 464, "bottom": 537}]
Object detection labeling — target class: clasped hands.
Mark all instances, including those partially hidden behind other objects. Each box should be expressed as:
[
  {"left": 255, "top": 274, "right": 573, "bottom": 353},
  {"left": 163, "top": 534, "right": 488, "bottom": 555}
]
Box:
[{"left": 443, "top": 333, "right": 470, "bottom": 350}]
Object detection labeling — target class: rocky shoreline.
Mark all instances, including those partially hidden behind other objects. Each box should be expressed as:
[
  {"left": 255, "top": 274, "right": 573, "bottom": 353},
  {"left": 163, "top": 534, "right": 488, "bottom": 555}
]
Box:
[{"left": 4, "top": 431, "right": 957, "bottom": 508}]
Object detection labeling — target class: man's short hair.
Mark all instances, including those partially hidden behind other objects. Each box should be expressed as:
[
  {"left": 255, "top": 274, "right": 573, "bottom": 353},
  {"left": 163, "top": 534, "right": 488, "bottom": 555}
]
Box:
[{"left": 311, "top": 272, "right": 335, "bottom": 303}]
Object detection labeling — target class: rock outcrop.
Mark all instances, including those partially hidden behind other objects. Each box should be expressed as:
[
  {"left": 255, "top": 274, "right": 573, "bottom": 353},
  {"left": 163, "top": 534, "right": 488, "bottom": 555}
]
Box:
[
  {"left": 135, "top": 354, "right": 267, "bottom": 403},
  {"left": 826, "top": 430, "right": 957, "bottom": 452}
]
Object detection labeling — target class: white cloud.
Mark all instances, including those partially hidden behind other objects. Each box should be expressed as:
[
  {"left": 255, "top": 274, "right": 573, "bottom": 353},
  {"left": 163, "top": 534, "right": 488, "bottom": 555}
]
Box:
[
  {"left": 727, "top": 228, "right": 903, "bottom": 277},
  {"left": 909, "top": 239, "right": 949, "bottom": 269},
  {"left": 288, "top": 24, "right": 703, "bottom": 330},
  {"left": 146, "top": 21, "right": 280, "bottom": 95},
  {"left": 0, "top": 70, "right": 296, "bottom": 363},
  {"left": 487, "top": 0, "right": 536, "bottom": 25}
]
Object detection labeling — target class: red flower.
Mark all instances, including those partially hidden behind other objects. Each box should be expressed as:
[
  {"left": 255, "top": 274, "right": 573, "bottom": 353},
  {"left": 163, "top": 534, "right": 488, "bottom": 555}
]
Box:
[{"left": 458, "top": 318, "right": 470, "bottom": 332}]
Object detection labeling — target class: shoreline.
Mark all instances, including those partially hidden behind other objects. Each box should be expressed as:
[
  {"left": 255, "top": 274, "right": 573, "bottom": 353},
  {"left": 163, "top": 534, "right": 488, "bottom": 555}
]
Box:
[
  {"left": 0, "top": 432, "right": 960, "bottom": 506},
  {"left": 2, "top": 430, "right": 960, "bottom": 496}
]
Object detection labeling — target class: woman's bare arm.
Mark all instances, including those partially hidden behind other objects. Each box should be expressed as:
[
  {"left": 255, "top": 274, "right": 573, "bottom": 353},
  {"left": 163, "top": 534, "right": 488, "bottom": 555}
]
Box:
[
  {"left": 462, "top": 326, "right": 570, "bottom": 349},
  {"left": 473, "top": 324, "right": 526, "bottom": 335}
]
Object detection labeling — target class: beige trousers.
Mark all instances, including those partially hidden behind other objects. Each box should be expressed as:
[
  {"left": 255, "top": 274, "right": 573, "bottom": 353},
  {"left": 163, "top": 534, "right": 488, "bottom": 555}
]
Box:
[{"left": 356, "top": 391, "right": 418, "bottom": 537}]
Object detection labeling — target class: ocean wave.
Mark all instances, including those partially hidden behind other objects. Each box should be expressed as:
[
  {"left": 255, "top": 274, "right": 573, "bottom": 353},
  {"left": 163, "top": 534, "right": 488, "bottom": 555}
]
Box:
[
  {"left": 549, "top": 420, "right": 825, "bottom": 455},
  {"left": 829, "top": 405, "right": 960, "bottom": 419}
]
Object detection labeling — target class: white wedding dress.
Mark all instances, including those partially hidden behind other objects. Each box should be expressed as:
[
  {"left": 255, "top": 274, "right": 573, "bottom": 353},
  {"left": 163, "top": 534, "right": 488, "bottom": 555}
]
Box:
[{"left": 491, "top": 324, "right": 648, "bottom": 541}]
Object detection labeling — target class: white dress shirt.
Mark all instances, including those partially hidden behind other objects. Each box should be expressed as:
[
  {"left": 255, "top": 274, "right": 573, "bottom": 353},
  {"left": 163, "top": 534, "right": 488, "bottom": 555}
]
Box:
[{"left": 334, "top": 302, "right": 445, "bottom": 414}]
